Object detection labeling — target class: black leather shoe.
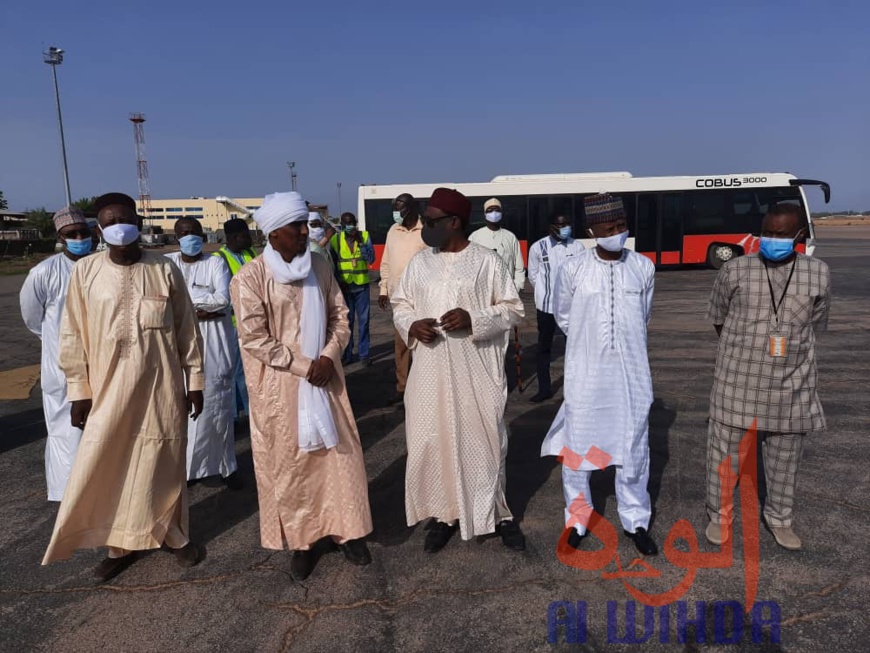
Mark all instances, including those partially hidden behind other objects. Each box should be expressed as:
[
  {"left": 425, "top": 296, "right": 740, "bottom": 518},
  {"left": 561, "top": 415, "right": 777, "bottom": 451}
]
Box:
[
  {"left": 342, "top": 538, "right": 372, "bottom": 566},
  {"left": 94, "top": 552, "right": 137, "bottom": 582},
  {"left": 567, "top": 529, "right": 587, "bottom": 550},
  {"left": 291, "top": 550, "right": 315, "bottom": 580},
  {"left": 529, "top": 392, "right": 553, "bottom": 404},
  {"left": 222, "top": 472, "right": 244, "bottom": 491},
  {"left": 173, "top": 542, "right": 205, "bottom": 567},
  {"left": 424, "top": 521, "right": 457, "bottom": 553},
  {"left": 624, "top": 528, "right": 658, "bottom": 556},
  {"left": 496, "top": 520, "right": 526, "bottom": 551}
]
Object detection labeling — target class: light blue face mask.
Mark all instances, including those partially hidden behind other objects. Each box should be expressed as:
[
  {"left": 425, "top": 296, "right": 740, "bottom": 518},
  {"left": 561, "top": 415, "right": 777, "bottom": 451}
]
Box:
[
  {"left": 179, "top": 234, "right": 204, "bottom": 256},
  {"left": 759, "top": 236, "right": 796, "bottom": 261},
  {"left": 343, "top": 224, "right": 357, "bottom": 234},
  {"left": 65, "top": 238, "right": 93, "bottom": 256},
  {"left": 557, "top": 226, "right": 572, "bottom": 240},
  {"left": 392, "top": 211, "right": 404, "bottom": 225}
]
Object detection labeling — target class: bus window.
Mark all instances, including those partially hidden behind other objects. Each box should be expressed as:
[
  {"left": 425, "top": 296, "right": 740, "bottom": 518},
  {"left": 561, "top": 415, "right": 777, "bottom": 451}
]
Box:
[
  {"left": 635, "top": 194, "right": 657, "bottom": 254},
  {"left": 363, "top": 198, "right": 395, "bottom": 244},
  {"left": 684, "top": 190, "right": 728, "bottom": 235},
  {"left": 660, "top": 194, "right": 683, "bottom": 262},
  {"left": 498, "top": 195, "right": 528, "bottom": 241}
]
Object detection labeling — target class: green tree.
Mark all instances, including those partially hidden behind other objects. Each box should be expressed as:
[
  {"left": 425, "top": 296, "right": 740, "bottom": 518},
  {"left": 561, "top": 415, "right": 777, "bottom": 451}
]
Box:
[
  {"left": 0, "top": 190, "right": 8, "bottom": 211},
  {"left": 72, "top": 196, "right": 98, "bottom": 215},
  {"left": 25, "top": 208, "right": 55, "bottom": 238}
]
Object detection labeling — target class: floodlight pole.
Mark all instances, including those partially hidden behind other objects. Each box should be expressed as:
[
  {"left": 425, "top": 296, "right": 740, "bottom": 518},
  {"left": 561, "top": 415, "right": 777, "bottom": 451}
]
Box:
[{"left": 44, "top": 46, "right": 72, "bottom": 208}]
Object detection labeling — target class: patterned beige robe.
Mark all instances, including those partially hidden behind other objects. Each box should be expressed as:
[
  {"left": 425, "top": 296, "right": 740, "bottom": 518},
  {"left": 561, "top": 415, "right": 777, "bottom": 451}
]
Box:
[
  {"left": 231, "top": 254, "right": 372, "bottom": 550},
  {"left": 391, "top": 243, "right": 524, "bottom": 539},
  {"left": 43, "top": 251, "right": 204, "bottom": 563}
]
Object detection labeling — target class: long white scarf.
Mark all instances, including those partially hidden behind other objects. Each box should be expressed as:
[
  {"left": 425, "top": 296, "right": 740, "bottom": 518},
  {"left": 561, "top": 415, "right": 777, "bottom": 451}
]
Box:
[{"left": 264, "top": 244, "right": 338, "bottom": 452}]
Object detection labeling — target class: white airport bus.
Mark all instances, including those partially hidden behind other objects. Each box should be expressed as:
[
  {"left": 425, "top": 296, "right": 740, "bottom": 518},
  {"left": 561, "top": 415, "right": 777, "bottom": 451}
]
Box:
[{"left": 356, "top": 172, "right": 829, "bottom": 269}]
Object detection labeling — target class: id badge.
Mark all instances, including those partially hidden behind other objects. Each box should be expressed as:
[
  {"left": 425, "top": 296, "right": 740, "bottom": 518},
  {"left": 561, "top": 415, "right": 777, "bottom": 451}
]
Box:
[{"left": 769, "top": 335, "right": 788, "bottom": 358}]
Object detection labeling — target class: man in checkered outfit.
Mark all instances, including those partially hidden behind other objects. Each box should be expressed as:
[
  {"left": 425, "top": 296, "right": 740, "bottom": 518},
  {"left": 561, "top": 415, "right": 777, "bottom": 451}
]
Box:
[{"left": 705, "top": 203, "right": 830, "bottom": 550}]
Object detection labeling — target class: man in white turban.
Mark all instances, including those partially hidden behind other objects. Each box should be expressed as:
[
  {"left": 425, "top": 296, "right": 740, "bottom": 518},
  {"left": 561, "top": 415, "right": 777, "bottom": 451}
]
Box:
[{"left": 231, "top": 192, "right": 373, "bottom": 581}]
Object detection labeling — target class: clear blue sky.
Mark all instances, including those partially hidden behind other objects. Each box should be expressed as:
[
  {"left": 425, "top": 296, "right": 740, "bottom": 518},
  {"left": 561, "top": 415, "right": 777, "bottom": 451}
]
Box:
[{"left": 2, "top": 0, "right": 868, "bottom": 213}]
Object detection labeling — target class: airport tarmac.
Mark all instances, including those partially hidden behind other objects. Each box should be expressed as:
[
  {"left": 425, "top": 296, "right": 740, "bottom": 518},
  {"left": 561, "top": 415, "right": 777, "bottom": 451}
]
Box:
[{"left": 0, "top": 225, "right": 867, "bottom": 652}]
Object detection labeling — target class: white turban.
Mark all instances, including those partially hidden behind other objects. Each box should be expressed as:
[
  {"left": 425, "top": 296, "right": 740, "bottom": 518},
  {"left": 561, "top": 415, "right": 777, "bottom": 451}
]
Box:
[
  {"left": 308, "top": 211, "right": 322, "bottom": 224},
  {"left": 253, "top": 191, "right": 308, "bottom": 236}
]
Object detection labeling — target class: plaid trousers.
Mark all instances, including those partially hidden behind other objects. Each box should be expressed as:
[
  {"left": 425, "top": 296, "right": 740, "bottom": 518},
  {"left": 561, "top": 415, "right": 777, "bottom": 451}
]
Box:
[{"left": 706, "top": 419, "right": 804, "bottom": 528}]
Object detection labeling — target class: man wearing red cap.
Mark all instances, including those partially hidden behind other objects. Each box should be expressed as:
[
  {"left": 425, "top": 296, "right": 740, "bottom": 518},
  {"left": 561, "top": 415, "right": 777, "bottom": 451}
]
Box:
[{"left": 391, "top": 188, "right": 526, "bottom": 554}]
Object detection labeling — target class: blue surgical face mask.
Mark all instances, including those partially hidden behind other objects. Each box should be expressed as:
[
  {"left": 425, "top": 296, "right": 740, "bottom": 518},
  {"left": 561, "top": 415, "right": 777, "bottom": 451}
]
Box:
[
  {"left": 393, "top": 211, "right": 404, "bottom": 225},
  {"left": 343, "top": 224, "right": 357, "bottom": 234},
  {"left": 179, "top": 234, "right": 204, "bottom": 256},
  {"left": 557, "top": 226, "right": 572, "bottom": 240},
  {"left": 759, "top": 236, "right": 796, "bottom": 262},
  {"left": 65, "top": 238, "right": 93, "bottom": 256}
]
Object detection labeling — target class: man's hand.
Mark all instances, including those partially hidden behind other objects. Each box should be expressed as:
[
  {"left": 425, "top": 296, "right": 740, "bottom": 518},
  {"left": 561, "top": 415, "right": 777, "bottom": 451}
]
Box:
[
  {"left": 307, "top": 356, "right": 335, "bottom": 387},
  {"left": 70, "top": 399, "right": 92, "bottom": 429},
  {"left": 187, "top": 390, "right": 204, "bottom": 421},
  {"left": 409, "top": 318, "right": 439, "bottom": 343},
  {"left": 196, "top": 310, "right": 225, "bottom": 320},
  {"left": 378, "top": 294, "right": 390, "bottom": 310},
  {"left": 439, "top": 308, "right": 472, "bottom": 333}
]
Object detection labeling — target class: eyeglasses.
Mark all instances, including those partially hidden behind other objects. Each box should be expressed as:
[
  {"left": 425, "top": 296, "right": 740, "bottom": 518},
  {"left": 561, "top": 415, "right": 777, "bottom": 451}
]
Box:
[
  {"left": 62, "top": 228, "right": 91, "bottom": 239},
  {"left": 422, "top": 215, "right": 456, "bottom": 228}
]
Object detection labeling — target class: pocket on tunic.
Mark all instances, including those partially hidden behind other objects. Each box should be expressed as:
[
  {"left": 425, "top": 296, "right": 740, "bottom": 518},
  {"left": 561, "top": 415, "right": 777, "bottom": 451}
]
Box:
[
  {"left": 785, "top": 294, "right": 813, "bottom": 326},
  {"left": 140, "top": 296, "right": 171, "bottom": 330}
]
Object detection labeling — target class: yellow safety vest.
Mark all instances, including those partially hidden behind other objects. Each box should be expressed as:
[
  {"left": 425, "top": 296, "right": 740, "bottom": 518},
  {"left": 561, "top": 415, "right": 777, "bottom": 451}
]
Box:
[
  {"left": 214, "top": 246, "right": 256, "bottom": 276},
  {"left": 213, "top": 246, "right": 256, "bottom": 326},
  {"left": 331, "top": 232, "right": 370, "bottom": 285}
]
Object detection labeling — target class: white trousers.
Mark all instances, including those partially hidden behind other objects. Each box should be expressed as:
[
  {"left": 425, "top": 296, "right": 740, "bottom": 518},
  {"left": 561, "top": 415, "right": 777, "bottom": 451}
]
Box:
[{"left": 562, "top": 462, "right": 651, "bottom": 535}]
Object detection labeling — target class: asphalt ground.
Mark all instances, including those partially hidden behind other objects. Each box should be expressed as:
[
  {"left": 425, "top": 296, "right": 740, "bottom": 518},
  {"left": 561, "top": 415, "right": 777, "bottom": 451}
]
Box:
[{"left": 0, "top": 225, "right": 867, "bottom": 652}]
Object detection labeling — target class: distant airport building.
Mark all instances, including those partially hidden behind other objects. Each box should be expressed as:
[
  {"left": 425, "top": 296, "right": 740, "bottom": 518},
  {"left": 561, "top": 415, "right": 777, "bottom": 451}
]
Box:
[
  {"left": 136, "top": 197, "right": 331, "bottom": 232},
  {"left": 135, "top": 197, "right": 264, "bottom": 232}
]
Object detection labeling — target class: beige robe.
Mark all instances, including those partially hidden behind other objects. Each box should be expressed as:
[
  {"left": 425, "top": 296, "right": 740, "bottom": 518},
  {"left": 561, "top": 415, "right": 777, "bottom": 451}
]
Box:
[
  {"left": 230, "top": 255, "right": 372, "bottom": 550},
  {"left": 391, "top": 243, "right": 525, "bottom": 539},
  {"left": 43, "top": 251, "right": 204, "bottom": 563}
]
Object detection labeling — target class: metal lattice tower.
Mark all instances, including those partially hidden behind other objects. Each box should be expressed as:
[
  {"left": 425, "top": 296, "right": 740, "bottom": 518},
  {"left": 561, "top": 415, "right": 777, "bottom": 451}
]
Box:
[{"left": 129, "top": 113, "right": 152, "bottom": 221}]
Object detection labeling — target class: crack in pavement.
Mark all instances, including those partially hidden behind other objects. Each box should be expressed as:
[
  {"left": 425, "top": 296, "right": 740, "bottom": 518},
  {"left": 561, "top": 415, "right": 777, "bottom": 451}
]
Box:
[
  {"left": 802, "top": 492, "right": 869, "bottom": 513},
  {"left": 780, "top": 609, "right": 843, "bottom": 627},
  {"left": 805, "top": 578, "right": 849, "bottom": 598},
  {"left": 273, "top": 578, "right": 558, "bottom": 651},
  {"left": 0, "top": 552, "right": 282, "bottom": 597}
]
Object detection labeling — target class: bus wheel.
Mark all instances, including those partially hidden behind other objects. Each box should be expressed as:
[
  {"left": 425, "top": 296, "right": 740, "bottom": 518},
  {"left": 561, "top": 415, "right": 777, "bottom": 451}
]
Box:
[{"left": 707, "top": 243, "right": 739, "bottom": 269}]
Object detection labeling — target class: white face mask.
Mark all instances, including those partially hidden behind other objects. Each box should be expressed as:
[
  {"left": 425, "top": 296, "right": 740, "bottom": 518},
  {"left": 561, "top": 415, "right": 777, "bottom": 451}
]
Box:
[
  {"left": 308, "top": 226, "right": 325, "bottom": 242},
  {"left": 595, "top": 230, "right": 629, "bottom": 252},
  {"left": 392, "top": 211, "right": 404, "bottom": 225},
  {"left": 101, "top": 223, "right": 140, "bottom": 247},
  {"left": 485, "top": 211, "right": 503, "bottom": 224}
]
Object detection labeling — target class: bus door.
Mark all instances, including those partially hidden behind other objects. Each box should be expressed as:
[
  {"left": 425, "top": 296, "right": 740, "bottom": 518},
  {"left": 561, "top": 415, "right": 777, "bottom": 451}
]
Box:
[{"left": 635, "top": 193, "right": 684, "bottom": 266}]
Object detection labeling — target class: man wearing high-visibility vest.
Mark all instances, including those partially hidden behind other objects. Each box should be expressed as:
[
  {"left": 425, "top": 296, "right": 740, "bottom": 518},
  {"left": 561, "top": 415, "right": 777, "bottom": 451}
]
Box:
[
  {"left": 214, "top": 218, "right": 257, "bottom": 416},
  {"left": 331, "top": 212, "right": 375, "bottom": 367}
]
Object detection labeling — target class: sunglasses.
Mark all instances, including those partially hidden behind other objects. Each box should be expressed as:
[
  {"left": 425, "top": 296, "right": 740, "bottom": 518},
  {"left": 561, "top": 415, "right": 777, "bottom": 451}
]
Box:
[
  {"left": 62, "top": 228, "right": 92, "bottom": 240},
  {"left": 422, "top": 215, "right": 456, "bottom": 229}
]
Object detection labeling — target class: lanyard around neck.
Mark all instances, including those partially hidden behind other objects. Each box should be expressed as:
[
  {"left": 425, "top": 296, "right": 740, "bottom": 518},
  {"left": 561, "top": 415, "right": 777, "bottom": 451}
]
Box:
[{"left": 764, "top": 258, "right": 797, "bottom": 328}]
